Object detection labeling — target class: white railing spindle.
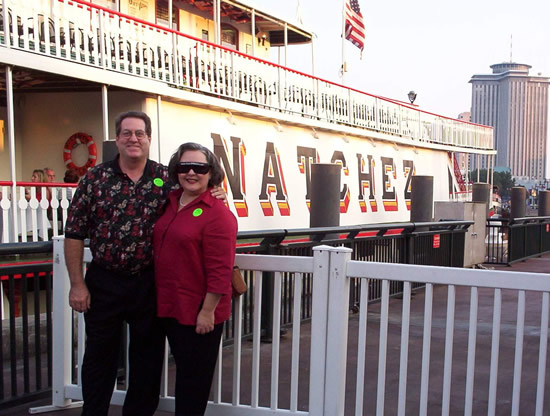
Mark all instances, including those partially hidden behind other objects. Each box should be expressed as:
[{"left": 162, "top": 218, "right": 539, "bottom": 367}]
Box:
[
  {"left": 397, "top": 281, "right": 411, "bottom": 416},
  {"left": 354, "top": 279, "right": 369, "bottom": 416},
  {"left": 250, "top": 270, "right": 262, "bottom": 408},
  {"left": 376, "top": 279, "right": 390, "bottom": 416},
  {"left": 441, "top": 284, "right": 456, "bottom": 416},
  {"left": 231, "top": 295, "right": 243, "bottom": 406},
  {"left": 270, "top": 271, "right": 282, "bottom": 410},
  {"left": 511, "top": 290, "right": 526, "bottom": 416},
  {"left": 487, "top": 288, "right": 502, "bottom": 416},
  {"left": 464, "top": 286, "right": 479, "bottom": 416},
  {"left": 419, "top": 283, "right": 433, "bottom": 416},
  {"left": 535, "top": 291, "right": 549, "bottom": 416},
  {"left": 290, "top": 272, "right": 302, "bottom": 413}
]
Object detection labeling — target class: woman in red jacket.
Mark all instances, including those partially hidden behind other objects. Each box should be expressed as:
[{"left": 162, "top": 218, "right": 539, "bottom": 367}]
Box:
[{"left": 153, "top": 142, "right": 237, "bottom": 416}]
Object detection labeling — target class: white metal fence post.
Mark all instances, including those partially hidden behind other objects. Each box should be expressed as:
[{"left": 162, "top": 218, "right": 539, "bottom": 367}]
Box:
[
  {"left": 308, "top": 245, "right": 332, "bottom": 416},
  {"left": 51, "top": 236, "right": 73, "bottom": 407},
  {"left": 324, "top": 246, "right": 352, "bottom": 416}
]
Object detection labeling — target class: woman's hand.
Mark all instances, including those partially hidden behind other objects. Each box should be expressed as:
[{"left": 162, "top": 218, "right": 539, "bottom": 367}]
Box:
[
  {"left": 195, "top": 292, "right": 222, "bottom": 334},
  {"left": 196, "top": 309, "right": 215, "bottom": 334}
]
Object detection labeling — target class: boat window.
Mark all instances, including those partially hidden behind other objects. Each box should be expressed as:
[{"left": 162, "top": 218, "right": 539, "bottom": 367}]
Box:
[
  {"left": 156, "top": 0, "right": 179, "bottom": 30},
  {"left": 221, "top": 24, "right": 238, "bottom": 50}
]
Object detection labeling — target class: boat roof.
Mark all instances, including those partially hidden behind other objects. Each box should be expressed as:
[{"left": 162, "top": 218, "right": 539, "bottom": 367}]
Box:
[{"left": 175, "top": 0, "right": 313, "bottom": 45}]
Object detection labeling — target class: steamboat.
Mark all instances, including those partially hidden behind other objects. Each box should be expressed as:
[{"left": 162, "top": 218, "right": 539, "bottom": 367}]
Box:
[{"left": 0, "top": 0, "right": 495, "bottom": 241}]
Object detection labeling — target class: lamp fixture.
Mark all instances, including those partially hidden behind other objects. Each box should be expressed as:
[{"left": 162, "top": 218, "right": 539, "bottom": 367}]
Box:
[
  {"left": 274, "top": 120, "right": 283, "bottom": 132},
  {"left": 257, "top": 31, "right": 268, "bottom": 46},
  {"left": 369, "top": 138, "right": 377, "bottom": 147},
  {"left": 342, "top": 134, "right": 349, "bottom": 143},
  {"left": 408, "top": 90, "right": 417, "bottom": 105},
  {"left": 392, "top": 142, "right": 399, "bottom": 151}
]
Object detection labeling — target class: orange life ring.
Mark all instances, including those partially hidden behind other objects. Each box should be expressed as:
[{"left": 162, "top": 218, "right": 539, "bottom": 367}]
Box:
[{"left": 63, "top": 132, "right": 97, "bottom": 176}]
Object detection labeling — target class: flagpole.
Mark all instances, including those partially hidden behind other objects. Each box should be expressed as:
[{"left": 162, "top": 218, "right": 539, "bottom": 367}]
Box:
[{"left": 341, "top": 0, "right": 346, "bottom": 85}]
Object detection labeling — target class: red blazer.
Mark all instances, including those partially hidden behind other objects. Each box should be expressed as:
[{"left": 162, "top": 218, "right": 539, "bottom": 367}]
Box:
[{"left": 153, "top": 189, "right": 237, "bottom": 325}]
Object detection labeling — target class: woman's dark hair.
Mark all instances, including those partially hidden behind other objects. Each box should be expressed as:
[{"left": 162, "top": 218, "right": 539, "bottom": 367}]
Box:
[
  {"left": 115, "top": 111, "right": 152, "bottom": 137},
  {"left": 168, "top": 142, "right": 225, "bottom": 188},
  {"left": 63, "top": 169, "right": 80, "bottom": 183}
]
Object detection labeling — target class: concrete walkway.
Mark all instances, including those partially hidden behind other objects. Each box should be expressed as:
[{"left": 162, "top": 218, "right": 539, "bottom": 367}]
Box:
[{"left": 3, "top": 255, "right": 550, "bottom": 415}]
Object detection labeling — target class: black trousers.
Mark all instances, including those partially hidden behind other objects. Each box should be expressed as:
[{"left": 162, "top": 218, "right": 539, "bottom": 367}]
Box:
[
  {"left": 81, "top": 263, "right": 165, "bottom": 416},
  {"left": 162, "top": 318, "right": 224, "bottom": 416}
]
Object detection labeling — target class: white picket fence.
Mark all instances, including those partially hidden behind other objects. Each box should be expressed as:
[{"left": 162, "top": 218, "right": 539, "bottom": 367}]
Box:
[
  {"left": 0, "top": 183, "right": 76, "bottom": 243},
  {"left": 33, "top": 238, "right": 550, "bottom": 415}
]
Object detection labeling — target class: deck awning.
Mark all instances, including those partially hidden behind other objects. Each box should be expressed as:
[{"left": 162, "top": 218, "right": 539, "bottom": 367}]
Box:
[{"left": 174, "top": 0, "right": 313, "bottom": 45}]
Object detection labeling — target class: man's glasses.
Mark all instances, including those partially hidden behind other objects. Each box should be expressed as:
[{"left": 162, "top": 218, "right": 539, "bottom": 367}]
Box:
[
  {"left": 119, "top": 130, "right": 147, "bottom": 140},
  {"left": 176, "top": 162, "right": 211, "bottom": 174}
]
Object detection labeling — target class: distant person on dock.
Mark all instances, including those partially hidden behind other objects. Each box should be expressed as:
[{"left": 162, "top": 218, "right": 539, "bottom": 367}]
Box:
[
  {"left": 154, "top": 142, "right": 237, "bottom": 416},
  {"left": 63, "top": 111, "right": 225, "bottom": 416}
]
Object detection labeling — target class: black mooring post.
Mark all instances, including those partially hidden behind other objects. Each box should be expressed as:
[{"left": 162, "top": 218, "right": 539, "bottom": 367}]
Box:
[
  {"left": 310, "top": 163, "right": 342, "bottom": 236},
  {"left": 410, "top": 175, "right": 433, "bottom": 223},
  {"left": 538, "top": 190, "right": 550, "bottom": 216},
  {"left": 472, "top": 182, "right": 491, "bottom": 215},
  {"left": 409, "top": 175, "right": 433, "bottom": 264},
  {"left": 510, "top": 187, "right": 527, "bottom": 221}
]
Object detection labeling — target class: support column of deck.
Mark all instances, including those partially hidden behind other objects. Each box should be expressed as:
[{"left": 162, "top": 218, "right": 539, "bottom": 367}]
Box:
[{"left": 5, "top": 66, "right": 19, "bottom": 241}]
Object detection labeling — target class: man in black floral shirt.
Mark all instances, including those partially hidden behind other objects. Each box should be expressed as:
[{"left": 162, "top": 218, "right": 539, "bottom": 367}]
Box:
[{"left": 64, "top": 111, "right": 171, "bottom": 416}]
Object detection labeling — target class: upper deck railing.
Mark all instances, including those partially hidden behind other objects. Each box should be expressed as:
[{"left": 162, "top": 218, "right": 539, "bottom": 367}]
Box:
[{"left": 0, "top": 0, "right": 494, "bottom": 151}]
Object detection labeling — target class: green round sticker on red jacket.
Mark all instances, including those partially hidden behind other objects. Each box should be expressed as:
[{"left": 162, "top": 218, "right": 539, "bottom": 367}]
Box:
[
  {"left": 153, "top": 178, "right": 164, "bottom": 187},
  {"left": 193, "top": 208, "right": 203, "bottom": 217}
]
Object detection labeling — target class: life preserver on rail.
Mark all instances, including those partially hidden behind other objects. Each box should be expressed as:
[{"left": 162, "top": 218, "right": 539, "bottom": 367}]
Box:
[{"left": 63, "top": 132, "right": 97, "bottom": 177}]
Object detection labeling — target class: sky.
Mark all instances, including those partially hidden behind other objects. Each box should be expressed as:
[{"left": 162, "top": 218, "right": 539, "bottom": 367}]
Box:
[{"left": 252, "top": 0, "right": 550, "bottom": 119}]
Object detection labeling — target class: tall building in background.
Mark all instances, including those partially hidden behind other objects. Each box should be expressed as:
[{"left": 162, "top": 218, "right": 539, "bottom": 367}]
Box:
[{"left": 469, "top": 63, "right": 549, "bottom": 179}]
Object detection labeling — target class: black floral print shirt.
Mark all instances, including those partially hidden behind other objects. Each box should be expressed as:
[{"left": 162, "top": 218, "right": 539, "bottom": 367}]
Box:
[{"left": 64, "top": 157, "right": 175, "bottom": 274}]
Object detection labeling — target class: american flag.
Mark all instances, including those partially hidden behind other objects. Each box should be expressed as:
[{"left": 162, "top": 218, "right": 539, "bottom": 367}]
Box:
[{"left": 344, "top": 0, "right": 365, "bottom": 51}]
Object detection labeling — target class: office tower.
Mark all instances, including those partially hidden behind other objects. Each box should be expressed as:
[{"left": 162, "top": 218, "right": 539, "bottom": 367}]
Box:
[{"left": 470, "top": 63, "right": 549, "bottom": 179}]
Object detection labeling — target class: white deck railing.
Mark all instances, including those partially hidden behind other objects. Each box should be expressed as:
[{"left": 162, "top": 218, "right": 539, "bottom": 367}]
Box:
[
  {"left": 0, "top": 182, "right": 76, "bottom": 243},
  {"left": 38, "top": 240, "right": 550, "bottom": 415},
  {"left": 1, "top": 0, "right": 493, "bottom": 151}
]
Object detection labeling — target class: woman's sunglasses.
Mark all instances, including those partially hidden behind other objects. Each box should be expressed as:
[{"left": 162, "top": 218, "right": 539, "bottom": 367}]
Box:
[{"left": 175, "top": 162, "right": 211, "bottom": 174}]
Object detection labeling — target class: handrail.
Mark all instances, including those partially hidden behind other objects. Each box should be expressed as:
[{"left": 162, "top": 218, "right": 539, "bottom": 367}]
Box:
[
  {"left": 0, "top": 220, "right": 472, "bottom": 250},
  {"left": 63, "top": 1, "right": 492, "bottom": 129},
  {"left": 0, "top": 240, "right": 53, "bottom": 255},
  {"left": 510, "top": 216, "right": 550, "bottom": 225},
  {"left": 64, "top": 0, "right": 494, "bottom": 129},
  {"left": 0, "top": 181, "right": 78, "bottom": 187},
  {"left": 235, "top": 220, "right": 472, "bottom": 249}
]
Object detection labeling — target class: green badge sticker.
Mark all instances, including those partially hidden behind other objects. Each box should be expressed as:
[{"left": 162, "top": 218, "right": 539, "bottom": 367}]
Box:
[
  {"left": 153, "top": 178, "right": 164, "bottom": 187},
  {"left": 193, "top": 208, "right": 203, "bottom": 217}
]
